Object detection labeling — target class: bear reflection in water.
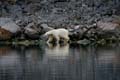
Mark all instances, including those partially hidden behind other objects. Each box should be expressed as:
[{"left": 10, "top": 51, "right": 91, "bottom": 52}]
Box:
[{"left": 45, "top": 43, "right": 69, "bottom": 59}]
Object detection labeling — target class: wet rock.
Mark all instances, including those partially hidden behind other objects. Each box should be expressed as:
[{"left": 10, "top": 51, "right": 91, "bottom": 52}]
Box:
[
  {"left": 76, "top": 39, "right": 90, "bottom": 45},
  {"left": 12, "top": 40, "right": 37, "bottom": 46}
]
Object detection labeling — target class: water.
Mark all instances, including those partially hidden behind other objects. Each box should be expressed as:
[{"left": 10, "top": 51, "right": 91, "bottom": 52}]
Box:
[{"left": 0, "top": 43, "right": 120, "bottom": 80}]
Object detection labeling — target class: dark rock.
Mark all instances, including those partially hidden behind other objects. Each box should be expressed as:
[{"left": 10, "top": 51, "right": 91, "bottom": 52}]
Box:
[
  {"left": 95, "top": 21, "right": 120, "bottom": 39},
  {"left": 24, "top": 22, "right": 40, "bottom": 39},
  {"left": 69, "top": 25, "right": 89, "bottom": 41}
]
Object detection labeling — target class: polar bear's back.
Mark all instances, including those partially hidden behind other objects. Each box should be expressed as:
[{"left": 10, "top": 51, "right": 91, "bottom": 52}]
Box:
[
  {"left": 56, "top": 28, "right": 69, "bottom": 36},
  {"left": 45, "top": 28, "right": 68, "bottom": 34},
  {"left": 57, "top": 28, "right": 68, "bottom": 32}
]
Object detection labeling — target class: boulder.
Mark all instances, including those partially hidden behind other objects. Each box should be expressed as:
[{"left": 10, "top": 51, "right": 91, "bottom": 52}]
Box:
[
  {"left": 69, "top": 25, "right": 91, "bottom": 41},
  {"left": 96, "top": 21, "right": 120, "bottom": 39},
  {"left": 0, "top": 18, "right": 21, "bottom": 34},
  {"left": 96, "top": 21, "right": 120, "bottom": 31},
  {"left": 0, "top": 27, "right": 12, "bottom": 40},
  {"left": 24, "top": 22, "right": 40, "bottom": 39}
]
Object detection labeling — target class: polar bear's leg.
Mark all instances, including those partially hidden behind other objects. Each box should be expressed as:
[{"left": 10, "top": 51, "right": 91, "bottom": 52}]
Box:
[
  {"left": 65, "top": 36, "right": 69, "bottom": 42},
  {"left": 47, "top": 36, "right": 53, "bottom": 43},
  {"left": 56, "top": 37, "right": 60, "bottom": 44},
  {"left": 64, "top": 36, "right": 69, "bottom": 43},
  {"left": 55, "top": 35, "right": 60, "bottom": 44},
  {"left": 61, "top": 35, "right": 69, "bottom": 43}
]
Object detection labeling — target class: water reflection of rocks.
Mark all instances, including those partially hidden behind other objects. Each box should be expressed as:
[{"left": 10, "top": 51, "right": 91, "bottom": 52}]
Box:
[{"left": 0, "top": 45, "right": 119, "bottom": 80}]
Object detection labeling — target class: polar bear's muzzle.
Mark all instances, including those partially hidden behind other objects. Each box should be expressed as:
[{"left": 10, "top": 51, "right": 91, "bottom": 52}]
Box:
[{"left": 40, "top": 34, "right": 48, "bottom": 41}]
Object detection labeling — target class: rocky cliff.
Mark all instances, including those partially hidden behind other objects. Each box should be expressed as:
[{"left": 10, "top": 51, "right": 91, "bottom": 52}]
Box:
[
  {"left": 0, "top": 0, "right": 120, "bottom": 27},
  {"left": 0, "top": 0, "right": 120, "bottom": 43}
]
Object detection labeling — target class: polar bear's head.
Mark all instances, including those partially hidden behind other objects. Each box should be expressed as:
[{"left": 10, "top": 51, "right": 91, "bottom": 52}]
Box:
[
  {"left": 41, "top": 30, "right": 54, "bottom": 41},
  {"left": 44, "top": 30, "right": 54, "bottom": 37}
]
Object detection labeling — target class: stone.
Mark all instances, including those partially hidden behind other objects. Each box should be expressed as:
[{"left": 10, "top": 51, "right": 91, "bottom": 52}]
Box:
[
  {"left": 96, "top": 21, "right": 120, "bottom": 39},
  {"left": 77, "top": 39, "right": 90, "bottom": 45},
  {"left": 96, "top": 21, "right": 120, "bottom": 31},
  {"left": 0, "top": 27, "right": 12, "bottom": 40},
  {"left": 40, "top": 23, "right": 54, "bottom": 32},
  {"left": 0, "top": 18, "right": 21, "bottom": 34},
  {"left": 24, "top": 22, "right": 40, "bottom": 39}
]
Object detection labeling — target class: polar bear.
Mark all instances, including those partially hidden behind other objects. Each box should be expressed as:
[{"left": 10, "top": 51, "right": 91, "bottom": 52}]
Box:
[{"left": 44, "top": 28, "right": 69, "bottom": 43}]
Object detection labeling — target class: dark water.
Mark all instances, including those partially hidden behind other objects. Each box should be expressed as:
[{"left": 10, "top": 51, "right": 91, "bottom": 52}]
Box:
[{"left": 0, "top": 43, "right": 120, "bottom": 80}]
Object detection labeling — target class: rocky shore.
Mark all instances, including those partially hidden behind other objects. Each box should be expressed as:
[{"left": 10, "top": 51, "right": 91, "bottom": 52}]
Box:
[{"left": 0, "top": 0, "right": 120, "bottom": 45}]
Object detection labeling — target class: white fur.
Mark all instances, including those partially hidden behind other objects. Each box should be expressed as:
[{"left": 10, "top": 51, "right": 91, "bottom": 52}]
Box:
[{"left": 44, "top": 28, "right": 69, "bottom": 43}]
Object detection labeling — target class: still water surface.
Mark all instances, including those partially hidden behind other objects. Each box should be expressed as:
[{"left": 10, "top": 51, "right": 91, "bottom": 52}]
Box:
[{"left": 0, "top": 43, "right": 120, "bottom": 80}]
